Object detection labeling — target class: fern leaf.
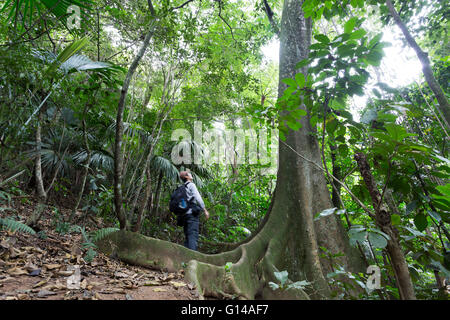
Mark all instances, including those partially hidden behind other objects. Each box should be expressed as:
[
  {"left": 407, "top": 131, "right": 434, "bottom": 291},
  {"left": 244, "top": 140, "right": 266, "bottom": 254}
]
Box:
[
  {"left": 0, "top": 218, "right": 36, "bottom": 235},
  {"left": 91, "top": 227, "right": 119, "bottom": 243}
]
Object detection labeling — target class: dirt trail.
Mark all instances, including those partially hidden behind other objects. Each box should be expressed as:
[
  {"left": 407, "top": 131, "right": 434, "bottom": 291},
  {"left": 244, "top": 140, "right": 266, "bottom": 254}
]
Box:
[{"left": 0, "top": 199, "right": 199, "bottom": 300}]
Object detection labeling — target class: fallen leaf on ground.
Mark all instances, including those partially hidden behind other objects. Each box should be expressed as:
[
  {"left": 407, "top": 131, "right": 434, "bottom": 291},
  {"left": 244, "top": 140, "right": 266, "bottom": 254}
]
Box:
[
  {"left": 114, "top": 271, "right": 129, "bottom": 278},
  {"left": 6, "top": 267, "right": 28, "bottom": 276},
  {"left": 44, "top": 264, "right": 61, "bottom": 270},
  {"left": 37, "top": 290, "right": 57, "bottom": 298},
  {"left": 144, "top": 280, "right": 161, "bottom": 286},
  {"left": 170, "top": 281, "right": 186, "bottom": 288},
  {"left": 33, "top": 279, "right": 48, "bottom": 288},
  {"left": 80, "top": 279, "right": 88, "bottom": 289},
  {"left": 153, "top": 288, "right": 167, "bottom": 292}
]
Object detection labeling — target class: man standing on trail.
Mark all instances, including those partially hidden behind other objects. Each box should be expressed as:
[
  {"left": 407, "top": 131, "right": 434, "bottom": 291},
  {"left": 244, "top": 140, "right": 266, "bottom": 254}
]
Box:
[{"left": 179, "top": 170, "right": 209, "bottom": 251}]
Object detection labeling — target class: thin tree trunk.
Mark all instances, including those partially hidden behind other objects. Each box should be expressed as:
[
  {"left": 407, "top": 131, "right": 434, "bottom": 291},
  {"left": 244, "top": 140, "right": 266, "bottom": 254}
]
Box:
[
  {"left": 28, "top": 106, "right": 48, "bottom": 228},
  {"left": 35, "top": 109, "right": 47, "bottom": 201},
  {"left": 132, "top": 167, "right": 152, "bottom": 233},
  {"left": 114, "top": 18, "right": 157, "bottom": 230},
  {"left": 386, "top": 0, "right": 450, "bottom": 127},
  {"left": 151, "top": 170, "right": 164, "bottom": 218},
  {"left": 354, "top": 152, "right": 416, "bottom": 300},
  {"left": 329, "top": 143, "right": 341, "bottom": 209},
  {"left": 71, "top": 107, "right": 91, "bottom": 222}
]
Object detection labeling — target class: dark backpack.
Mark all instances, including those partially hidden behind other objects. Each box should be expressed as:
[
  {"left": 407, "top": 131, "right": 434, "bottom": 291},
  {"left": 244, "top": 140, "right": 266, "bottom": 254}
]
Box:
[{"left": 169, "top": 182, "right": 190, "bottom": 216}]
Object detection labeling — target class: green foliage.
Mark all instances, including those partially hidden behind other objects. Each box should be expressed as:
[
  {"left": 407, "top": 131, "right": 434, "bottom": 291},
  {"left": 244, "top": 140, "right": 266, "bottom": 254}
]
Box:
[
  {"left": 0, "top": 0, "right": 92, "bottom": 31},
  {"left": 91, "top": 227, "right": 120, "bottom": 243},
  {"left": 0, "top": 217, "right": 36, "bottom": 235},
  {"left": 268, "top": 270, "right": 311, "bottom": 291}
]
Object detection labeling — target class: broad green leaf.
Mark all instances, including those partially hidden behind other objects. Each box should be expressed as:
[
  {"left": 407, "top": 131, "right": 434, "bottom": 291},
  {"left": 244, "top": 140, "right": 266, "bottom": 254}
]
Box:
[
  {"left": 330, "top": 98, "right": 346, "bottom": 109},
  {"left": 288, "top": 280, "right": 311, "bottom": 290},
  {"left": 384, "top": 123, "right": 405, "bottom": 141},
  {"left": 365, "top": 50, "right": 384, "bottom": 66},
  {"left": 296, "top": 59, "right": 310, "bottom": 69},
  {"left": 370, "top": 228, "right": 391, "bottom": 241},
  {"left": 349, "top": 29, "right": 367, "bottom": 40},
  {"left": 282, "top": 77, "right": 297, "bottom": 88},
  {"left": 314, "top": 34, "right": 330, "bottom": 44},
  {"left": 368, "top": 231, "right": 388, "bottom": 249},
  {"left": 348, "top": 226, "right": 367, "bottom": 246},
  {"left": 268, "top": 282, "right": 280, "bottom": 290},
  {"left": 326, "top": 117, "right": 338, "bottom": 134},
  {"left": 414, "top": 213, "right": 428, "bottom": 232},
  {"left": 286, "top": 120, "right": 302, "bottom": 131},
  {"left": 274, "top": 270, "right": 289, "bottom": 286},
  {"left": 391, "top": 214, "right": 401, "bottom": 225},
  {"left": 295, "top": 73, "right": 305, "bottom": 88},
  {"left": 338, "top": 144, "right": 349, "bottom": 157},
  {"left": 344, "top": 17, "right": 358, "bottom": 34},
  {"left": 369, "top": 32, "right": 384, "bottom": 49},
  {"left": 435, "top": 183, "right": 450, "bottom": 196},
  {"left": 310, "top": 42, "right": 328, "bottom": 50},
  {"left": 310, "top": 115, "right": 319, "bottom": 128}
]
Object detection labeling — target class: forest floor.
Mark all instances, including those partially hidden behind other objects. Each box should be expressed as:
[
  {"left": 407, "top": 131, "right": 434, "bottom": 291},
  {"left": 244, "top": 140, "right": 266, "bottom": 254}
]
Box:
[{"left": 0, "top": 196, "right": 199, "bottom": 300}]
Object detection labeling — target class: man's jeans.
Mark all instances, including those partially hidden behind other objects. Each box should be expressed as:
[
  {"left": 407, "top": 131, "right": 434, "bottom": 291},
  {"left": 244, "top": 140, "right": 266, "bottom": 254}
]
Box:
[{"left": 183, "top": 213, "right": 199, "bottom": 251}]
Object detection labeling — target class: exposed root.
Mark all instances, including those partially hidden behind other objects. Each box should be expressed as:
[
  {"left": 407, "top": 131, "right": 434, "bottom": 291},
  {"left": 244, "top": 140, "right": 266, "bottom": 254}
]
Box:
[{"left": 97, "top": 230, "right": 311, "bottom": 300}]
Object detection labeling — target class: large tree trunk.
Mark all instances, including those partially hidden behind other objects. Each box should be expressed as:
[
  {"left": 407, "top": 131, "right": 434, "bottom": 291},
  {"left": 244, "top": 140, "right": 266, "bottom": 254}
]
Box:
[{"left": 100, "top": 0, "right": 363, "bottom": 300}]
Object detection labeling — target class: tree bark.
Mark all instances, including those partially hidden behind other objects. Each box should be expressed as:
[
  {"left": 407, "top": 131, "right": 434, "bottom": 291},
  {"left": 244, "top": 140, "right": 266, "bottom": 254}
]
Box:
[
  {"left": 35, "top": 109, "right": 47, "bottom": 201},
  {"left": 386, "top": 0, "right": 450, "bottom": 128},
  {"left": 354, "top": 152, "right": 416, "bottom": 300},
  {"left": 151, "top": 170, "right": 164, "bottom": 220},
  {"left": 330, "top": 143, "right": 342, "bottom": 209}
]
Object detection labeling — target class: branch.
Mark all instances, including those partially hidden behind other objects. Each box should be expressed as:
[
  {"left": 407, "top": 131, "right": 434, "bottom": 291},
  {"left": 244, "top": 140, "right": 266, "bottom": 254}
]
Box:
[
  {"left": 171, "top": 0, "right": 196, "bottom": 11},
  {"left": 147, "top": 0, "right": 156, "bottom": 15},
  {"left": 216, "top": 0, "right": 236, "bottom": 43},
  {"left": 263, "top": 0, "right": 279, "bottom": 36}
]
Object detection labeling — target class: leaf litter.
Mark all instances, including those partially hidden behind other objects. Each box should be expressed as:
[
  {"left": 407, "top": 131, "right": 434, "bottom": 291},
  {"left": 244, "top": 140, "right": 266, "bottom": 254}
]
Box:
[{"left": 0, "top": 200, "right": 198, "bottom": 300}]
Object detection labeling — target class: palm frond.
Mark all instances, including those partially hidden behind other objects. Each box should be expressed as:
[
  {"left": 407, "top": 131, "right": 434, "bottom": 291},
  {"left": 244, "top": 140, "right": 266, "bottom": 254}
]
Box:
[
  {"left": 1, "top": 0, "right": 93, "bottom": 31},
  {"left": 46, "top": 37, "right": 90, "bottom": 76},
  {"left": 73, "top": 149, "right": 114, "bottom": 172},
  {"left": 60, "top": 54, "right": 113, "bottom": 74},
  {"left": 151, "top": 156, "right": 179, "bottom": 183}
]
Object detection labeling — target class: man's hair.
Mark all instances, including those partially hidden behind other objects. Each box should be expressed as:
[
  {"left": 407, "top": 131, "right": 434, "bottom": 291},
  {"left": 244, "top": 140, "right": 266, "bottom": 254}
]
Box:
[{"left": 180, "top": 171, "right": 190, "bottom": 182}]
